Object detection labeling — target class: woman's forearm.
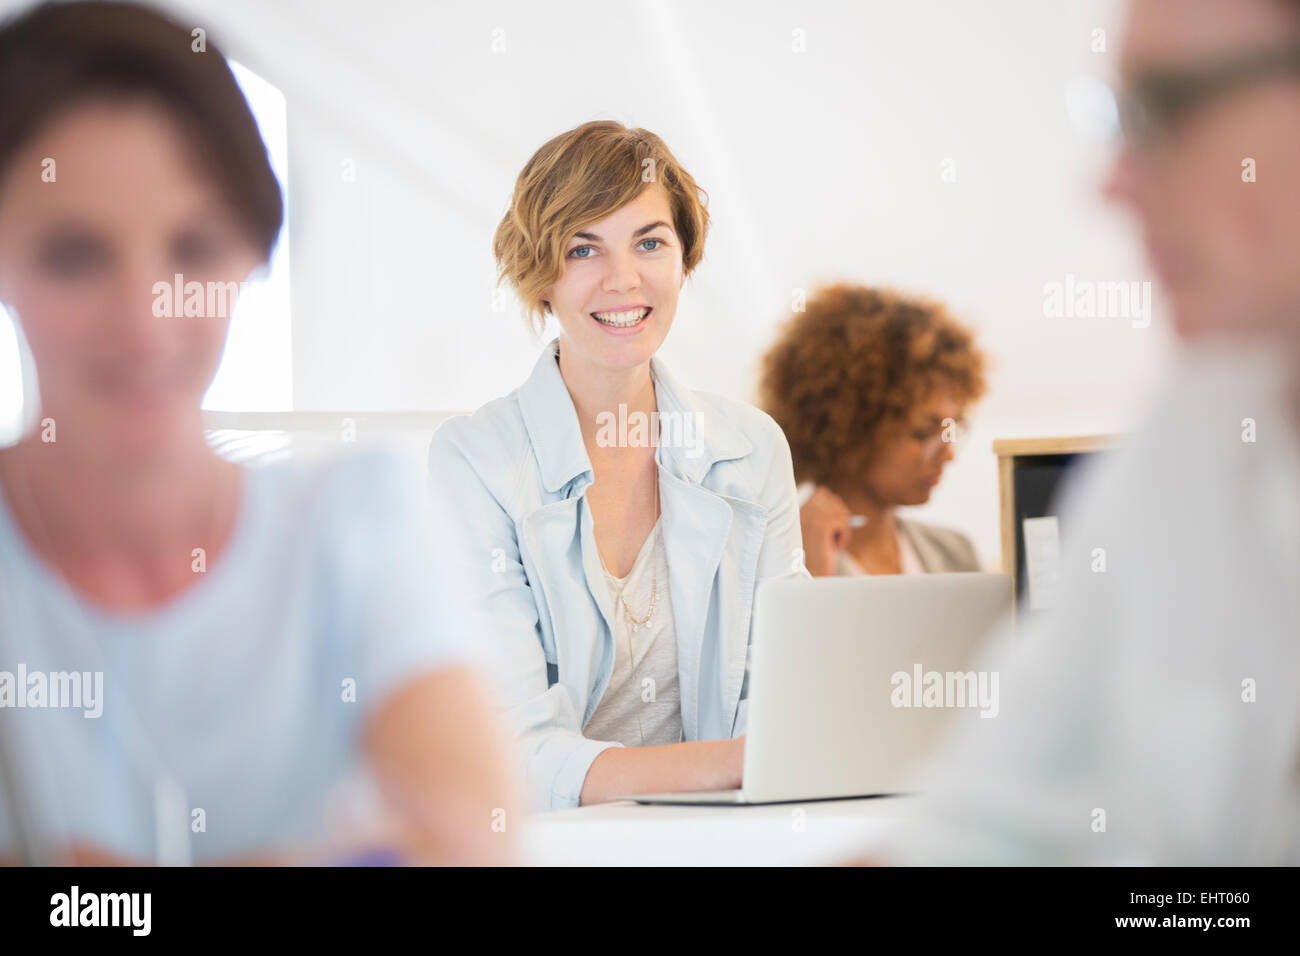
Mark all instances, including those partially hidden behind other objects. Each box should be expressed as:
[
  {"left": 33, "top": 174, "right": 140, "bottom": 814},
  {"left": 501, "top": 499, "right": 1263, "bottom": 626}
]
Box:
[
  {"left": 365, "top": 666, "right": 522, "bottom": 865},
  {"left": 579, "top": 738, "right": 743, "bottom": 806}
]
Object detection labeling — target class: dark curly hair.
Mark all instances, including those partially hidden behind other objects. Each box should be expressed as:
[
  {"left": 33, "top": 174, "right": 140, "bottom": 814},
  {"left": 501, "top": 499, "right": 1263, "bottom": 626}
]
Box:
[{"left": 758, "top": 283, "right": 987, "bottom": 491}]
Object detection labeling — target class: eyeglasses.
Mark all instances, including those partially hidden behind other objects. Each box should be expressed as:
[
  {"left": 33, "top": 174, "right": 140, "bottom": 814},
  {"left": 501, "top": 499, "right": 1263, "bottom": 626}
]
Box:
[
  {"left": 906, "top": 417, "right": 968, "bottom": 453},
  {"left": 1115, "top": 38, "right": 1300, "bottom": 148}
]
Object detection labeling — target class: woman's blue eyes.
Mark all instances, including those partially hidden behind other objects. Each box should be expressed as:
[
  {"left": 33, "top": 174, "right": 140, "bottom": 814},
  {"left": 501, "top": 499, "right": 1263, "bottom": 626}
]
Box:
[{"left": 567, "top": 238, "right": 667, "bottom": 258}]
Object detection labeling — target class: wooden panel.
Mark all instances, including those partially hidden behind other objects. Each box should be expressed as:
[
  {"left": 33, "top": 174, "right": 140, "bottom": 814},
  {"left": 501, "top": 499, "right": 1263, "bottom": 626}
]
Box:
[{"left": 992, "top": 434, "right": 1118, "bottom": 458}]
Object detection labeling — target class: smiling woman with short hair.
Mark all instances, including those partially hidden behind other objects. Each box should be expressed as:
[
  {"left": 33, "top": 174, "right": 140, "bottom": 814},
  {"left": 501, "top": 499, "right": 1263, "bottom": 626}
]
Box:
[{"left": 428, "top": 121, "right": 807, "bottom": 810}]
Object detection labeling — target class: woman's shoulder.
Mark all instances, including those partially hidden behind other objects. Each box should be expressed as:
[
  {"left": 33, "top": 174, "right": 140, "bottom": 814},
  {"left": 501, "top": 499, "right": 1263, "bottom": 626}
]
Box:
[
  {"left": 897, "top": 517, "right": 981, "bottom": 572},
  {"left": 424, "top": 392, "right": 540, "bottom": 519},
  {"left": 427, "top": 393, "right": 528, "bottom": 465},
  {"left": 688, "top": 387, "right": 777, "bottom": 427},
  {"left": 679, "top": 387, "right": 789, "bottom": 458},
  {"left": 666, "top": 387, "right": 796, "bottom": 508}
]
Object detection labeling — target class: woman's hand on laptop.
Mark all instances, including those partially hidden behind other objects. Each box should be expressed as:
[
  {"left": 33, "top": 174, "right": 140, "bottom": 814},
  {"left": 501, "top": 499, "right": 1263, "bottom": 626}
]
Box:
[
  {"left": 579, "top": 737, "right": 746, "bottom": 804},
  {"left": 724, "top": 735, "right": 745, "bottom": 789}
]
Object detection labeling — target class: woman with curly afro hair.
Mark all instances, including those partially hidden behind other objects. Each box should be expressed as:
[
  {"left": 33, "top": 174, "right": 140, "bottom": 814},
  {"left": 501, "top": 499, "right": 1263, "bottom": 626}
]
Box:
[{"left": 759, "top": 284, "right": 987, "bottom": 577}]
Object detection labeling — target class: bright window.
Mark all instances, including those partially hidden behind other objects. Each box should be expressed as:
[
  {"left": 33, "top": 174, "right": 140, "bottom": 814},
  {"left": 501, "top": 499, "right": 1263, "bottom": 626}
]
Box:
[
  {"left": 203, "top": 61, "right": 292, "bottom": 412},
  {"left": 0, "top": 312, "right": 24, "bottom": 445}
]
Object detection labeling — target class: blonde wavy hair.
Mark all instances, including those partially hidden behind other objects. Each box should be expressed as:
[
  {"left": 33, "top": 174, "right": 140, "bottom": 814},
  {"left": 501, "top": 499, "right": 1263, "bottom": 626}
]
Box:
[{"left": 492, "top": 121, "right": 710, "bottom": 330}]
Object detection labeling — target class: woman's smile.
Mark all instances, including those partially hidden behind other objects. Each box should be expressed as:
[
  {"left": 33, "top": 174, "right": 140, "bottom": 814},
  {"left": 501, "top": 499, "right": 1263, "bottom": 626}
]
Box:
[{"left": 591, "top": 304, "right": 651, "bottom": 334}]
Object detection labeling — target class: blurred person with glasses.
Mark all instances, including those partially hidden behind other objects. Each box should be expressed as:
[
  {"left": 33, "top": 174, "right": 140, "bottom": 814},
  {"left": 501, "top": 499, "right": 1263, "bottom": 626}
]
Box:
[{"left": 860, "top": 0, "right": 1300, "bottom": 865}]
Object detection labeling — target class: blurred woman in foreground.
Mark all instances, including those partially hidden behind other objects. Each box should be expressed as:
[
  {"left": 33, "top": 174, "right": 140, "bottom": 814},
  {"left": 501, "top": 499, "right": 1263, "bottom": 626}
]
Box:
[{"left": 0, "top": 0, "right": 517, "bottom": 865}]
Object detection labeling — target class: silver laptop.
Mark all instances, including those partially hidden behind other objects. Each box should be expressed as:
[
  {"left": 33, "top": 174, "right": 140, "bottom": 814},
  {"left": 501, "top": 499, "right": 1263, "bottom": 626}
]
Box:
[{"left": 621, "top": 572, "right": 1011, "bottom": 805}]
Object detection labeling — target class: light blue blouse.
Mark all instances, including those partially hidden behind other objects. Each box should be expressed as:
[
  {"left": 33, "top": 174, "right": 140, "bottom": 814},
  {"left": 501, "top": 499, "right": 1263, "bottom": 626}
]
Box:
[
  {"left": 0, "top": 449, "right": 474, "bottom": 863},
  {"left": 426, "top": 339, "right": 808, "bottom": 811}
]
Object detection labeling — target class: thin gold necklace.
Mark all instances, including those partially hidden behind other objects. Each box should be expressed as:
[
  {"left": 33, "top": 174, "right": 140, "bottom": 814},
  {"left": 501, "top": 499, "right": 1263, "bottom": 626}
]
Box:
[
  {"left": 596, "top": 483, "right": 662, "bottom": 748},
  {"left": 598, "top": 479, "right": 660, "bottom": 633}
]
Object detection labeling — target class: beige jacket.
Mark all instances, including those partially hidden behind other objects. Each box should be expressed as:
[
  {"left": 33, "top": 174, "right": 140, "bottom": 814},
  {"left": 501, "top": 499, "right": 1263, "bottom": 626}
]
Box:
[{"left": 834, "top": 517, "right": 981, "bottom": 575}]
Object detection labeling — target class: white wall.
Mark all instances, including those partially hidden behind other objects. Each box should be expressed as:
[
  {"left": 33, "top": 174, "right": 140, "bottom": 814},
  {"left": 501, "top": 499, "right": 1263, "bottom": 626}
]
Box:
[{"left": 1, "top": 0, "right": 1173, "bottom": 566}]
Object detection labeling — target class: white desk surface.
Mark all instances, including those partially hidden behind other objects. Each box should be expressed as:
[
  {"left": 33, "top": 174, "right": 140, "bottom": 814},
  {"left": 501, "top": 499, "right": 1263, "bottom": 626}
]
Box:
[{"left": 521, "top": 795, "right": 911, "bottom": 866}]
